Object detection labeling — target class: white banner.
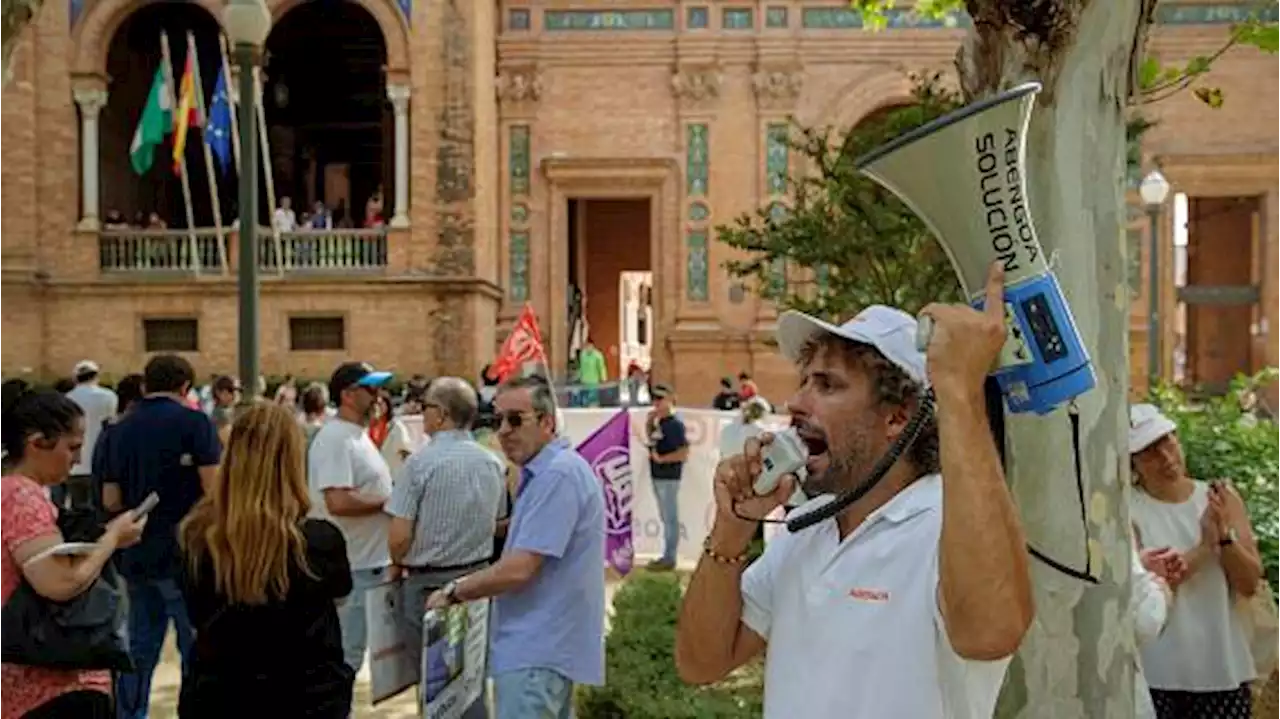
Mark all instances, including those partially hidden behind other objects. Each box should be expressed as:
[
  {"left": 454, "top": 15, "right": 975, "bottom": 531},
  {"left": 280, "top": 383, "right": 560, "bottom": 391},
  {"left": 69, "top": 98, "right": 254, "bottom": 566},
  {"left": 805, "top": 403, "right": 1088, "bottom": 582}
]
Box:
[
  {"left": 366, "top": 579, "right": 419, "bottom": 704},
  {"left": 559, "top": 408, "right": 789, "bottom": 569},
  {"left": 402, "top": 408, "right": 790, "bottom": 569},
  {"left": 422, "top": 600, "right": 491, "bottom": 719}
]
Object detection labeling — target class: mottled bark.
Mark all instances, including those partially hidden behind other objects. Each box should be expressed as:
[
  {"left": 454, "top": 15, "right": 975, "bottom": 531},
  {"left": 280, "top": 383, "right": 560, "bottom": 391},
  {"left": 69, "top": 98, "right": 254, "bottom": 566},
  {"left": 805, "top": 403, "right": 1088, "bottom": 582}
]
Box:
[
  {"left": 955, "top": 0, "right": 1153, "bottom": 716},
  {"left": 2, "top": 0, "right": 38, "bottom": 86}
]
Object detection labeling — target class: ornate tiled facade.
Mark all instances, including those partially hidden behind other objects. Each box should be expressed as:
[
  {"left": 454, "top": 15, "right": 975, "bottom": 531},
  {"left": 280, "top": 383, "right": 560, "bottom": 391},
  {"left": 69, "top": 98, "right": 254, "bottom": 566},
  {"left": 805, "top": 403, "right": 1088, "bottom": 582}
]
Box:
[{"left": 2, "top": 0, "right": 1276, "bottom": 401}]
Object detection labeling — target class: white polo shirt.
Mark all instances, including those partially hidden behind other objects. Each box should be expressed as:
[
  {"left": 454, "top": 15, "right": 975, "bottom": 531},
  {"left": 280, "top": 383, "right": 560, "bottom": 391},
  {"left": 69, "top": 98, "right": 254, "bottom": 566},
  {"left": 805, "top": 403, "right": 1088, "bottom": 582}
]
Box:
[{"left": 741, "top": 475, "right": 1011, "bottom": 719}]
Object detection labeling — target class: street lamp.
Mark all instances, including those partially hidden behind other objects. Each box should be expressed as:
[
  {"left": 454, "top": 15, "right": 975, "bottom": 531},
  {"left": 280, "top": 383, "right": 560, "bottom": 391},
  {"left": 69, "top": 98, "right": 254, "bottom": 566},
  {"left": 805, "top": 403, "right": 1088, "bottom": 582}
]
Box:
[
  {"left": 1139, "top": 169, "right": 1171, "bottom": 388},
  {"left": 223, "top": 0, "right": 271, "bottom": 402}
]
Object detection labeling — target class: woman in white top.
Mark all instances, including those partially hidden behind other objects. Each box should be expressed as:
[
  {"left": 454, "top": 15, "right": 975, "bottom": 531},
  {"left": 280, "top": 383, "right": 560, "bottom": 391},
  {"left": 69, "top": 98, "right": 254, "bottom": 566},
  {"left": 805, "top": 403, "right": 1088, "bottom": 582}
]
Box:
[{"left": 1128, "top": 403, "right": 1263, "bottom": 719}]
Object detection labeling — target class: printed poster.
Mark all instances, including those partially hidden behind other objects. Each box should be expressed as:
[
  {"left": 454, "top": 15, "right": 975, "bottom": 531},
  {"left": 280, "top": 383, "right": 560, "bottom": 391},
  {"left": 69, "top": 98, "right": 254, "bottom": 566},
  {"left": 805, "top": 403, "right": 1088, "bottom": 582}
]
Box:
[
  {"left": 422, "top": 599, "right": 491, "bottom": 719},
  {"left": 366, "top": 579, "right": 419, "bottom": 704}
]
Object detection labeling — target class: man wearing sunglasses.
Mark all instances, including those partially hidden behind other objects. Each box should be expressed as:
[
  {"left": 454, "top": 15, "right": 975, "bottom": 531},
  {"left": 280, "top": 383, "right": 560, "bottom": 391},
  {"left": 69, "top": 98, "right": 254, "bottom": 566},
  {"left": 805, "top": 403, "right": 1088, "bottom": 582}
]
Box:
[
  {"left": 674, "top": 264, "right": 1033, "bottom": 718},
  {"left": 307, "top": 361, "right": 395, "bottom": 679},
  {"left": 425, "top": 375, "right": 605, "bottom": 719}
]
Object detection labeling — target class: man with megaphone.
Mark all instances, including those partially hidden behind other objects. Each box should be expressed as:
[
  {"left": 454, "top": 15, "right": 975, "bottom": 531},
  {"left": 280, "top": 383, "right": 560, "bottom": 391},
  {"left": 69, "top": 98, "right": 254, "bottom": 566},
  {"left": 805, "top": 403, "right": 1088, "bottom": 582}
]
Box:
[{"left": 675, "top": 262, "right": 1033, "bottom": 719}]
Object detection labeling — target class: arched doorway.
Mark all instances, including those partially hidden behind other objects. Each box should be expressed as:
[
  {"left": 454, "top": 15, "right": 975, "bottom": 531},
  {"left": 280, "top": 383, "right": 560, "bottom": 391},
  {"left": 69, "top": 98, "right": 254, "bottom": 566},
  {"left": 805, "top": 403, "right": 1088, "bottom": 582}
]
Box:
[
  {"left": 100, "top": 3, "right": 226, "bottom": 229},
  {"left": 263, "top": 1, "right": 388, "bottom": 229}
]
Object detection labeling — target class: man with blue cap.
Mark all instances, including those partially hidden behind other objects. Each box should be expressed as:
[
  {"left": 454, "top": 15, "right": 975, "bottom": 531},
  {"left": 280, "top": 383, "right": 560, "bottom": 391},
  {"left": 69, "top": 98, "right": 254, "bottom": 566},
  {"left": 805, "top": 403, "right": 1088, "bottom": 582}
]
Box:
[{"left": 308, "top": 361, "right": 395, "bottom": 680}]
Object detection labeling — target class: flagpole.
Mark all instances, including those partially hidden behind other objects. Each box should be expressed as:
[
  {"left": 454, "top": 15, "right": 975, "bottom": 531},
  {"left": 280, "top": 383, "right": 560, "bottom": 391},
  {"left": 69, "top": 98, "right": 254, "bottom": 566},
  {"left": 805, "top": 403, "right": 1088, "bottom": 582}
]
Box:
[
  {"left": 218, "top": 34, "right": 242, "bottom": 176},
  {"left": 160, "top": 31, "right": 202, "bottom": 277},
  {"left": 253, "top": 67, "right": 285, "bottom": 277},
  {"left": 189, "top": 32, "right": 229, "bottom": 275}
]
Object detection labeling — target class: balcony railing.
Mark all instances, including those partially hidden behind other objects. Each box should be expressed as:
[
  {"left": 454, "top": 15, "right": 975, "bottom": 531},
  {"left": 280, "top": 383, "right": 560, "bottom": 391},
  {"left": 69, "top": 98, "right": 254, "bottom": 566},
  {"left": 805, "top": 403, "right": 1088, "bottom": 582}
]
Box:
[
  {"left": 99, "top": 229, "right": 227, "bottom": 274},
  {"left": 98, "top": 228, "right": 389, "bottom": 275},
  {"left": 259, "top": 229, "right": 388, "bottom": 273}
]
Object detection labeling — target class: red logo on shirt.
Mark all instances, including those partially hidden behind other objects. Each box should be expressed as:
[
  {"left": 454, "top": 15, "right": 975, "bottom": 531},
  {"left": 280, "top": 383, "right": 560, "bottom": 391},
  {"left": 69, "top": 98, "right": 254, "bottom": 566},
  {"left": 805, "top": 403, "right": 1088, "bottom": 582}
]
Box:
[{"left": 848, "top": 587, "right": 890, "bottom": 603}]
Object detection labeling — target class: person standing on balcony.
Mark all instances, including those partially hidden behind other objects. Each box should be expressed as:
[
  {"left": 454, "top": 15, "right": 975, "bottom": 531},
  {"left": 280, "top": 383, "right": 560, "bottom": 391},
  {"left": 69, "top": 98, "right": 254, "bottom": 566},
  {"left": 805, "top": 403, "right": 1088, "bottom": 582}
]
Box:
[
  {"left": 60, "top": 360, "right": 117, "bottom": 512},
  {"left": 273, "top": 196, "right": 297, "bottom": 233}
]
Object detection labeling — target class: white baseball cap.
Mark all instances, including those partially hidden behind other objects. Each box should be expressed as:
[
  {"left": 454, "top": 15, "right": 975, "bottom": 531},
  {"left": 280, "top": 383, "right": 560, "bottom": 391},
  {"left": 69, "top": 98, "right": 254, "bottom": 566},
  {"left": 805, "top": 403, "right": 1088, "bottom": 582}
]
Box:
[
  {"left": 776, "top": 305, "right": 927, "bottom": 384},
  {"left": 73, "top": 359, "right": 100, "bottom": 377},
  {"left": 1129, "top": 403, "right": 1176, "bottom": 455}
]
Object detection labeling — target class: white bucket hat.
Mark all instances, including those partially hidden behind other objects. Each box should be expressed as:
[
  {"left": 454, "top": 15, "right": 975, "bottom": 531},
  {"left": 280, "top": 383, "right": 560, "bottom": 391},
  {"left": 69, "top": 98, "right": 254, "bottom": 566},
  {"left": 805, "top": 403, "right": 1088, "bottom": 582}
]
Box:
[
  {"left": 1129, "top": 403, "right": 1177, "bottom": 455},
  {"left": 776, "top": 305, "right": 927, "bottom": 384}
]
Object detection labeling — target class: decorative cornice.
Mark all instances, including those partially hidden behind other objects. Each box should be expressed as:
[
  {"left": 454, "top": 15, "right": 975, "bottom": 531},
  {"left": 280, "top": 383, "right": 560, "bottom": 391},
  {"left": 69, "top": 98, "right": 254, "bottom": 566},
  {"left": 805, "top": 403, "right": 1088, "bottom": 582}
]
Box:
[
  {"left": 671, "top": 64, "right": 723, "bottom": 109},
  {"left": 752, "top": 65, "right": 804, "bottom": 111},
  {"left": 495, "top": 66, "right": 544, "bottom": 107}
]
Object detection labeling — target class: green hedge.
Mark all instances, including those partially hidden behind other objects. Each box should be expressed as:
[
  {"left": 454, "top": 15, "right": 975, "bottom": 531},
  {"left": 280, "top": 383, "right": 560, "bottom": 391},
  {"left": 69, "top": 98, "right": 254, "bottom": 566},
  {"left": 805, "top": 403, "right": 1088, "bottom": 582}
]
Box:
[
  {"left": 1151, "top": 370, "right": 1280, "bottom": 591},
  {"left": 577, "top": 573, "right": 762, "bottom": 719}
]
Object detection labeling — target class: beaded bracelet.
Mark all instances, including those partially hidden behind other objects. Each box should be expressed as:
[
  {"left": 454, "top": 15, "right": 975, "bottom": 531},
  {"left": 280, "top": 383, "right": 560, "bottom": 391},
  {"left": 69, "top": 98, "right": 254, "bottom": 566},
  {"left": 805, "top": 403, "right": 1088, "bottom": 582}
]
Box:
[{"left": 702, "top": 537, "right": 749, "bottom": 566}]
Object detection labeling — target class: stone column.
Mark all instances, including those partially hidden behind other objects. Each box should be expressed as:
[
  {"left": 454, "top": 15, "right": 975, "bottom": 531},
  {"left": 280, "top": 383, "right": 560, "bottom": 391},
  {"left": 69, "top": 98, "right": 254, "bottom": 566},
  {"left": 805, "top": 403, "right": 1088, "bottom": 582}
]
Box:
[
  {"left": 74, "top": 88, "right": 108, "bottom": 231},
  {"left": 387, "top": 84, "right": 411, "bottom": 228}
]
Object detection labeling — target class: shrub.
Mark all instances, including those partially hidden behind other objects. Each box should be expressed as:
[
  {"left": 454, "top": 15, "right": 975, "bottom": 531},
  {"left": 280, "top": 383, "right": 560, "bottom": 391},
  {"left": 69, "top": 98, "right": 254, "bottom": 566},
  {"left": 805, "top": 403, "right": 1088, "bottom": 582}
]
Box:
[
  {"left": 1151, "top": 370, "right": 1280, "bottom": 591},
  {"left": 577, "top": 573, "right": 763, "bottom": 719}
]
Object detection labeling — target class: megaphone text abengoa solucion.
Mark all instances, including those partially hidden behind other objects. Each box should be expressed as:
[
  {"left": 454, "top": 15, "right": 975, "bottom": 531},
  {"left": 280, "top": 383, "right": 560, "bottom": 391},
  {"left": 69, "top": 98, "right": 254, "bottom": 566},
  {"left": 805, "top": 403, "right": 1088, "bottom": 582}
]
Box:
[{"left": 855, "top": 82, "right": 1096, "bottom": 416}]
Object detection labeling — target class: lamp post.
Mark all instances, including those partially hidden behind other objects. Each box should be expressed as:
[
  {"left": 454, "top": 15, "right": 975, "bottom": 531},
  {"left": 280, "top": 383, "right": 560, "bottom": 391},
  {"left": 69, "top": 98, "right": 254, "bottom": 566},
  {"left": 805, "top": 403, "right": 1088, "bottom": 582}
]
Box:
[
  {"left": 223, "top": 0, "right": 272, "bottom": 402},
  {"left": 1139, "top": 169, "right": 1171, "bottom": 389}
]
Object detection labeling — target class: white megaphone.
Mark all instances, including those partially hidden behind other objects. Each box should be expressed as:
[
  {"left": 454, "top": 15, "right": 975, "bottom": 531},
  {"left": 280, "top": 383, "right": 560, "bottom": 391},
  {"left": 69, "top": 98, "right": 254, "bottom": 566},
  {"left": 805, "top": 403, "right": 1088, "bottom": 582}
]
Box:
[{"left": 854, "top": 82, "right": 1095, "bottom": 415}]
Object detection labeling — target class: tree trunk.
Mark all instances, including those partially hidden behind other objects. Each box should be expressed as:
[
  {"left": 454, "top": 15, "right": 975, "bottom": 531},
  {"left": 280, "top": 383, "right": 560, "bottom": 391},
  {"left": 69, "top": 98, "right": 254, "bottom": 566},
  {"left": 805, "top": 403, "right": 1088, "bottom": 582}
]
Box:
[
  {"left": 956, "top": 0, "right": 1153, "bottom": 716},
  {"left": 2, "top": 0, "right": 40, "bottom": 87}
]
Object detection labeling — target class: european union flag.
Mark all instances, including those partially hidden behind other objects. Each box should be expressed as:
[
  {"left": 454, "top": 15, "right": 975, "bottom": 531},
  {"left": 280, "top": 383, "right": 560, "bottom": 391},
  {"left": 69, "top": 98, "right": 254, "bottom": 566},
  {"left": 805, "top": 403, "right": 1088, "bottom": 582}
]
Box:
[{"left": 206, "top": 68, "right": 232, "bottom": 174}]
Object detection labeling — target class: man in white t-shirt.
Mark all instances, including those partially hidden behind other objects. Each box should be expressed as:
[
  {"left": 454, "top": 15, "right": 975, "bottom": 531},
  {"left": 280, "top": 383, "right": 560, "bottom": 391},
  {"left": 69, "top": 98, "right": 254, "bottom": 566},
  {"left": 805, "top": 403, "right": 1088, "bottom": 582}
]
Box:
[
  {"left": 62, "top": 359, "right": 118, "bottom": 510},
  {"left": 273, "top": 195, "right": 297, "bottom": 232},
  {"left": 675, "top": 264, "right": 1034, "bottom": 718},
  {"left": 308, "top": 361, "right": 395, "bottom": 674}
]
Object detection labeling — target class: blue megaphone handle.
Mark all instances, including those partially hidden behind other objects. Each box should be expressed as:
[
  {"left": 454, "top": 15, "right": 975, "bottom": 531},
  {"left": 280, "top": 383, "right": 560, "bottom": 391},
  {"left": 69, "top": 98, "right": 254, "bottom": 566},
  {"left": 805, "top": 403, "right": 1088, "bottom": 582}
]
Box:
[{"left": 915, "top": 271, "right": 1095, "bottom": 415}]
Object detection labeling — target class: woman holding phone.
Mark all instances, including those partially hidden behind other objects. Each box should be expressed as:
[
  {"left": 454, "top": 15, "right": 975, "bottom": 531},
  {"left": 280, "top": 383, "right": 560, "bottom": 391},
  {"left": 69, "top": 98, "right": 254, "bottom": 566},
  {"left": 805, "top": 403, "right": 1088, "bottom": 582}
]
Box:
[
  {"left": 177, "top": 402, "right": 353, "bottom": 718},
  {"left": 2, "top": 388, "right": 146, "bottom": 719}
]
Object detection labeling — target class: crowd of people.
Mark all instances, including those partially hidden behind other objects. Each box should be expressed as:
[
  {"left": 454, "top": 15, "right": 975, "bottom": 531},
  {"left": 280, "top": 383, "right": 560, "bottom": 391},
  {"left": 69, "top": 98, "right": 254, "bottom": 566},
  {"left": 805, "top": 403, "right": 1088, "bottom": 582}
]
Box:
[
  {"left": 0, "top": 261, "right": 1272, "bottom": 719},
  {"left": 1, "top": 355, "right": 605, "bottom": 719}
]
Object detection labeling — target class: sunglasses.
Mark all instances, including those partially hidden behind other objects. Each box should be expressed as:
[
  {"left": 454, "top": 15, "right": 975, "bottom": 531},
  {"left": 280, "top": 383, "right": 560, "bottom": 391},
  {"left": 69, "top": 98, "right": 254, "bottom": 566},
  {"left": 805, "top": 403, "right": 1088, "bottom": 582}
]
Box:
[{"left": 498, "top": 411, "right": 541, "bottom": 429}]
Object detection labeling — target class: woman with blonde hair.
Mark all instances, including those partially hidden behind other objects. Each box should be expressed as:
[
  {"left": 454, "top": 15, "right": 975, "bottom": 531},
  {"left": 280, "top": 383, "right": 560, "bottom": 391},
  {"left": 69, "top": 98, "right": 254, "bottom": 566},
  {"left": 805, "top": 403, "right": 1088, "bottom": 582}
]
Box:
[{"left": 177, "top": 403, "right": 353, "bottom": 718}]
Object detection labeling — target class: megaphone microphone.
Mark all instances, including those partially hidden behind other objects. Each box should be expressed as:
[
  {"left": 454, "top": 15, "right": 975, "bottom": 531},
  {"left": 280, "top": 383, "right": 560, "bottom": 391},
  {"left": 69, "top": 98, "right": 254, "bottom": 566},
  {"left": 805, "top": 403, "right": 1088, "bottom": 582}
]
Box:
[{"left": 855, "top": 82, "right": 1095, "bottom": 415}]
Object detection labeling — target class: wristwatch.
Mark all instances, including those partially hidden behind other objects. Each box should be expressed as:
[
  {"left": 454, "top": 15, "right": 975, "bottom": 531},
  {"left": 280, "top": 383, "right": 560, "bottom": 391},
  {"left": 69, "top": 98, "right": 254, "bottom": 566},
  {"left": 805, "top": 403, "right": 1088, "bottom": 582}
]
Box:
[
  {"left": 1219, "top": 527, "right": 1238, "bottom": 548},
  {"left": 443, "top": 579, "right": 462, "bottom": 605}
]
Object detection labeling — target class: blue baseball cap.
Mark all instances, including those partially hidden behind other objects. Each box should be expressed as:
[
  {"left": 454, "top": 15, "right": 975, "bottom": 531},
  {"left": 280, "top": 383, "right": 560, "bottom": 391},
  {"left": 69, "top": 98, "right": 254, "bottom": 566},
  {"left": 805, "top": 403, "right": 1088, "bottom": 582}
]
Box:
[{"left": 329, "top": 361, "right": 392, "bottom": 401}]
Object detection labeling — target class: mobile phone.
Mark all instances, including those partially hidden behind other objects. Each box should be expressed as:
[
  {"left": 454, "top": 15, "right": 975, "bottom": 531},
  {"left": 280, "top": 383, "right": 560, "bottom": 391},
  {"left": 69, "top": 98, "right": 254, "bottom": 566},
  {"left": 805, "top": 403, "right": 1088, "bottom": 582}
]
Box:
[{"left": 133, "top": 492, "right": 160, "bottom": 519}]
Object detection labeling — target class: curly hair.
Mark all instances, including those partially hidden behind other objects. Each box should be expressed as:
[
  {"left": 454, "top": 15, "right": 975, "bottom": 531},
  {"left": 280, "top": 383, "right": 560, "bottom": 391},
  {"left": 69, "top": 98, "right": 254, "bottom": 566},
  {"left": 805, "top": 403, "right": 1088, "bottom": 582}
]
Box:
[{"left": 799, "top": 336, "right": 940, "bottom": 477}]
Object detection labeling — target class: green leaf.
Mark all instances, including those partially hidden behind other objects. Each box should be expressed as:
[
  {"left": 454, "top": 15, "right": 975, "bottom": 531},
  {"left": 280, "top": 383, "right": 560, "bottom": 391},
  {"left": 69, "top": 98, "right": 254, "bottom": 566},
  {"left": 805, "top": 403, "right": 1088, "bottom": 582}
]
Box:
[
  {"left": 1138, "top": 57, "right": 1162, "bottom": 90},
  {"left": 1184, "top": 55, "right": 1212, "bottom": 75},
  {"left": 1236, "top": 22, "right": 1279, "bottom": 53}
]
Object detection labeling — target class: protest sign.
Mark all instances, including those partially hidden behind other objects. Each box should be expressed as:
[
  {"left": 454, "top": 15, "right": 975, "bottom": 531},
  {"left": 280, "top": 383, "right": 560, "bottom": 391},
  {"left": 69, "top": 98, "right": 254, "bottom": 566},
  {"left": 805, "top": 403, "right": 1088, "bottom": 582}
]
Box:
[
  {"left": 575, "top": 410, "right": 634, "bottom": 575},
  {"left": 422, "top": 600, "right": 491, "bottom": 719},
  {"left": 366, "top": 579, "right": 419, "bottom": 704}
]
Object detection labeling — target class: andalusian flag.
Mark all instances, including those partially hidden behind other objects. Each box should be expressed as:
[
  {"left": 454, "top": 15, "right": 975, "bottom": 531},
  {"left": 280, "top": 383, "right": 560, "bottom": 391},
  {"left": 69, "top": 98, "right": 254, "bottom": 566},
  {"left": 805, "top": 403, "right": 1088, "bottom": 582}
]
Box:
[
  {"left": 171, "top": 53, "right": 201, "bottom": 175},
  {"left": 128, "top": 67, "right": 172, "bottom": 175}
]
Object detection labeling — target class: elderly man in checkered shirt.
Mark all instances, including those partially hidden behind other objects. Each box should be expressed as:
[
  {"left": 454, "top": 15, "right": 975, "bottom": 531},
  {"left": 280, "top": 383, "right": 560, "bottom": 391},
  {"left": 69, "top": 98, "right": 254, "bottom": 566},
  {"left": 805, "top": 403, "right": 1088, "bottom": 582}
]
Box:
[{"left": 387, "top": 378, "right": 507, "bottom": 678}]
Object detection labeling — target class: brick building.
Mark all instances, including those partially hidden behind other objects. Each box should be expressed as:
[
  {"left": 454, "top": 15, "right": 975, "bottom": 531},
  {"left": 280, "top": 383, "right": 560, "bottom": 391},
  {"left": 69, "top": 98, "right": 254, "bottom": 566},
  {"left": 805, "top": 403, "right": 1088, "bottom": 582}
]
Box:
[{"left": 3, "top": 0, "right": 1276, "bottom": 404}]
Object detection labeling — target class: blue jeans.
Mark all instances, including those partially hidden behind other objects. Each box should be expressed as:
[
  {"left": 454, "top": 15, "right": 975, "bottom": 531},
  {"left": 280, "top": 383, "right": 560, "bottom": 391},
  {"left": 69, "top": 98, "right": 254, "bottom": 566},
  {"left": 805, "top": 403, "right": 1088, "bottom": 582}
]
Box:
[
  {"left": 116, "top": 577, "right": 195, "bottom": 719},
  {"left": 336, "top": 566, "right": 389, "bottom": 673},
  {"left": 493, "top": 668, "right": 574, "bottom": 719},
  {"left": 652, "top": 479, "right": 681, "bottom": 564}
]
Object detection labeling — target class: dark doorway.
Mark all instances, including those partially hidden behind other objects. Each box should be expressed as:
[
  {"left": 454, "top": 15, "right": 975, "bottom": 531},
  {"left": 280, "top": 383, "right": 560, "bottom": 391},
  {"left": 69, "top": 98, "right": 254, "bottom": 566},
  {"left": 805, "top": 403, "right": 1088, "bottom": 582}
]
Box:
[
  {"left": 1182, "top": 195, "right": 1263, "bottom": 393},
  {"left": 264, "top": 0, "right": 388, "bottom": 229},
  {"left": 101, "top": 4, "right": 226, "bottom": 228},
  {"left": 567, "top": 198, "right": 653, "bottom": 381}
]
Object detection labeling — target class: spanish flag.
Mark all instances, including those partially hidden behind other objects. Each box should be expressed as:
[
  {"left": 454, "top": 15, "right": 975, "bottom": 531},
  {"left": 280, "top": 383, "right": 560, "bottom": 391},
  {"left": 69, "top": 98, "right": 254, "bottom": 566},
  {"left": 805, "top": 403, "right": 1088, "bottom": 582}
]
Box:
[{"left": 171, "top": 53, "right": 201, "bottom": 175}]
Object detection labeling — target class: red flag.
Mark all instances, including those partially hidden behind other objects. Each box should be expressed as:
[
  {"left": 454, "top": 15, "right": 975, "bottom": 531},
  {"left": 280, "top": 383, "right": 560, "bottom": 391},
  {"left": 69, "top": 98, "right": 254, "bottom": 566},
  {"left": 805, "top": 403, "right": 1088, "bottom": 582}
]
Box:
[{"left": 492, "top": 304, "right": 546, "bottom": 382}]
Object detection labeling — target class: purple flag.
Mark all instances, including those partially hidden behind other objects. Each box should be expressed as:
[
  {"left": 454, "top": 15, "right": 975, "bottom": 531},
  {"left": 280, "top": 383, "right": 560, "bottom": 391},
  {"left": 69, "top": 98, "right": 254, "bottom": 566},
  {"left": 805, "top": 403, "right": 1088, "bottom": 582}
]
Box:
[{"left": 575, "top": 410, "right": 634, "bottom": 575}]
